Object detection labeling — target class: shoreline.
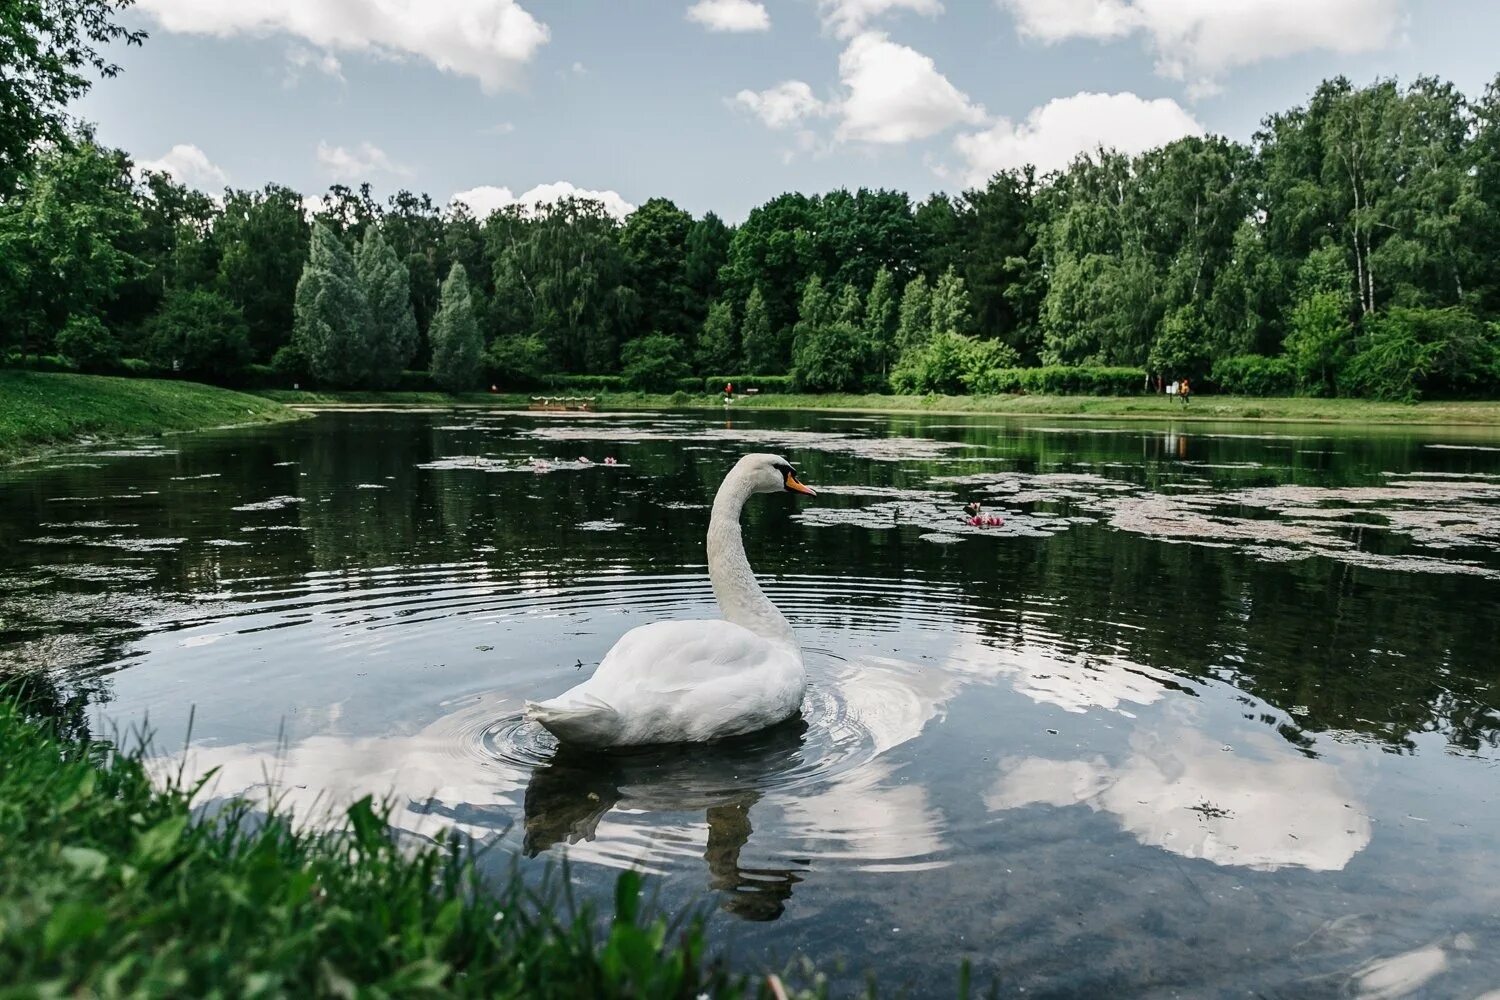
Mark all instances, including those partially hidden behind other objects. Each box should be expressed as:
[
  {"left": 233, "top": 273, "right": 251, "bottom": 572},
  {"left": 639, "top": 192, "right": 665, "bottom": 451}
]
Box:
[
  {"left": 255, "top": 388, "right": 1500, "bottom": 429},
  {"left": 1, "top": 371, "right": 301, "bottom": 467}
]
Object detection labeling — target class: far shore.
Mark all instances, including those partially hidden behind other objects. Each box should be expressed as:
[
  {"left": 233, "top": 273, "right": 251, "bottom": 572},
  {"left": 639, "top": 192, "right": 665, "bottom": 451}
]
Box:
[{"left": 255, "top": 388, "right": 1500, "bottom": 429}]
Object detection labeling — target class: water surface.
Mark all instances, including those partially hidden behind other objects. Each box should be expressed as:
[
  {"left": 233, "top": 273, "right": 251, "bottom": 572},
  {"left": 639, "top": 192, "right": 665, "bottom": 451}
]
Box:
[{"left": 3, "top": 409, "right": 1498, "bottom": 997}]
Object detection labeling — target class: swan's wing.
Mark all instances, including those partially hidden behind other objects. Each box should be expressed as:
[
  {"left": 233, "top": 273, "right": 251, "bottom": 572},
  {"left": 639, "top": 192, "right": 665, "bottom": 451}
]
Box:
[{"left": 589, "top": 619, "right": 792, "bottom": 695}]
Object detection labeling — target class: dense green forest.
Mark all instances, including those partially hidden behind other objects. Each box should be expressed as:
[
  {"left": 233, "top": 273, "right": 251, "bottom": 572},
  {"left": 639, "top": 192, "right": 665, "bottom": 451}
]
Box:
[{"left": 4, "top": 4, "right": 1500, "bottom": 401}]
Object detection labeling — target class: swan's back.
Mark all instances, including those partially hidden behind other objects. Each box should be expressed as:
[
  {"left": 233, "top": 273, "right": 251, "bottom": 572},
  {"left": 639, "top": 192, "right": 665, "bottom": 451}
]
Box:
[{"left": 526, "top": 619, "right": 805, "bottom": 747}]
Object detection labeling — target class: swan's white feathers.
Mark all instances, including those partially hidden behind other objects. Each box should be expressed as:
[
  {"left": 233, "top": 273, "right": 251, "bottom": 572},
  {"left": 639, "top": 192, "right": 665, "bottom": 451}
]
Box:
[{"left": 527, "top": 620, "right": 805, "bottom": 747}]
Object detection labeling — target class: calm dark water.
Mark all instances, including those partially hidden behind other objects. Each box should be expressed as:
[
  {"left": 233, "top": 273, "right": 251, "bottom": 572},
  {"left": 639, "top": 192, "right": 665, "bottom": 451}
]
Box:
[{"left": 3, "top": 408, "right": 1499, "bottom": 997}]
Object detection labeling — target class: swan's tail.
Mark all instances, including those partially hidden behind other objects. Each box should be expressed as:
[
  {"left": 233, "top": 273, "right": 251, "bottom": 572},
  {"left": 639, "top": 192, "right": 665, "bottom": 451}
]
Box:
[{"left": 524, "top": 693, "right": 621, "bottom": 747}]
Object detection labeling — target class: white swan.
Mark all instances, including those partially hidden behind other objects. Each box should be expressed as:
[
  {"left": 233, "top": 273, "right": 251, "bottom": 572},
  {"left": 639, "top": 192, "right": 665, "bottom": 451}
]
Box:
[{"left": 525, "top": 453, "right": 817, "bottom": 748}]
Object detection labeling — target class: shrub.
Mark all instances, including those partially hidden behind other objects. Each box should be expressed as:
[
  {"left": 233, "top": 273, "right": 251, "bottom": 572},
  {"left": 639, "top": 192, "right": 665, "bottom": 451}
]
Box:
[
  {"left": 270, "top": 343, "right": 311, "bottom": 382},
  {"left": 620, "top": 333, "right": 689, "bottom": 391},
  {"left": 546, "top": 374, "right": 626, "bottom": 393},
  {"left": 146, "top": 288, "right": 252, "bottom": 381},
  {"left": 791, "top": 320, "right": 870, "bottom": 392},
  {"left": 1284, "top": 291, "right": 1352, "bottom": 396},
  {"left": 1341, "top": 307, "right": 1500, "bottom": 401},
  {"left": 483, "top": 334, "right": 550, "bottom": 388},
  {"left": 54, "top": 315, "right": 120, "bottom": 372},
  {"left": 893, "top": 334, "right": 1022, "bottom": 395},
  {"left": 396, "top": 369, "right": 438, "bottom": 392},
  {"left": 1210, "top": 355, "right": 1297, "bottom": 397},
  {"left": 967, "top": 366, "right": 1147, "bottom": 396}
]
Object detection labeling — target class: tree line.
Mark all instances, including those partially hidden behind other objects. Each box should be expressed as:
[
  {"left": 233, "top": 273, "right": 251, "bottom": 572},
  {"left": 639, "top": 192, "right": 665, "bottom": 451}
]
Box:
[{"left": 4, "top": 7, "right": 1500, "bottom": 400}]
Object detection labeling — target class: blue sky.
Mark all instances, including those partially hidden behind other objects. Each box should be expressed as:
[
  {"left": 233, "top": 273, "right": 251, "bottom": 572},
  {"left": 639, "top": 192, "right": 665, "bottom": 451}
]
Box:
[{"left": 76, "top": 0, "right": 1500, "bottom": 221}]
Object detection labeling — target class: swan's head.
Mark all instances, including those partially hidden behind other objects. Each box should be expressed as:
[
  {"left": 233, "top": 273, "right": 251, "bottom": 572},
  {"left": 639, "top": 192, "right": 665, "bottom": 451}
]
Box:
[{"left": 737, "top": 453, "right": 817, "bottom": 497}]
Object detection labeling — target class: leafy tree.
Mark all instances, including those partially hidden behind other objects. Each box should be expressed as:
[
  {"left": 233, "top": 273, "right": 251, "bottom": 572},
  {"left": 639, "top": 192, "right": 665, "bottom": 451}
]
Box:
[
  {"left": 483, "top": 334, "right": 550, "bottom": 388},
  {"left": 683, "top": 212, "right": 731, "bottom": 322},
  {"left": 833, "top": 283, "right": 863, "bottom": 326},
  {"left": 895, "top": 275, "right": 932, "bottom": 356},
  {"left": 216, "top": 185, "right": 309, "bottom": 360},
  {"left": 146, "top": 288, "right": 251, "bottom": 380},
  {"left": 355, "top": 229, "right": 418, "bottom": 387},
  {"left": 720, "top": 193, "right": 820, "bottom": 335},
  {"left": 740, "top": 287, "right": 777, "bottom": 374},
  {"left": 430, "top": 263, "right": 482, "bottom": 392},
  {"left": 293, "top": 222, "right": 374, "bottom": 387},
  {"left": 0, "top": 0, "right": 144, "bottom": 197},
  {"left": 1148, "top": 307, "right": 1211, "bottom": 378},
  {"left": 620, "top": 333, "right": 689, "bottom": 391},
  {"left": 620, "top": 198, "right": 694, "bottom": 343},
  {"left": 0, "top": 139, "right": 144, "bottom": 357},
  {"left": 697, "top": 299, "right": 736, "bottom": 372},
  {"left": 489, "top": 198, "right": 636, "bottom": 372},
  {"left": 930, "top": 266, "right": 972, "bottom": 336},
  {"left": 864, "top": 267, "right": 899, "bottom": 373},
  {"left": 55, "top": 314, "right": 120, "bottom": 371}
]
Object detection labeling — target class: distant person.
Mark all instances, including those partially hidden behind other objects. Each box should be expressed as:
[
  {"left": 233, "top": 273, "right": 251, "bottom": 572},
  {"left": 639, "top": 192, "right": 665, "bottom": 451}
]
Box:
[{"left": 1181, "top": 378, "right": 1191, "bottom": 405}]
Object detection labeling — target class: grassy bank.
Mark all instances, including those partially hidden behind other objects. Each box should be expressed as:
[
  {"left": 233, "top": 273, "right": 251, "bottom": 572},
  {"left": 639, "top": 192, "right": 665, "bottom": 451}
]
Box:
[
  {"left": 0, "top": 370, "right": 297, "bottom": 464},
  {"left": 255, "top": 387, "right": 1500, "bottom": 426},
  {"left": 0, "top": 692, "right": 802, "bottom": 998}
]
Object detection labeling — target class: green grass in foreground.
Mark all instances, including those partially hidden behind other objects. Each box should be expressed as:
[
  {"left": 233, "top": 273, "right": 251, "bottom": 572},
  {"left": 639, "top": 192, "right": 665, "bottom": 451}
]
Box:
[
  {"left": 0, "top": 691, "right": 820, "bottom": 998},
  {"left": 0, "top": 370, "right": 297, "bottom": 464},
  {"left": 255, "top": 386, "right": 1500, "bottom": 426}
]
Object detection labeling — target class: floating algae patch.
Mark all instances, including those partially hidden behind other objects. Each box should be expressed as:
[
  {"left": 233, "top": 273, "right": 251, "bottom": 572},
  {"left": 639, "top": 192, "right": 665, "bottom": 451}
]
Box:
[
  {"left": 416, "top": 456, "right": 626, "bottom": 474},
  {"left": 84, "top": 446, "right": 179, "bottom": 458},
  {"left": 39, "top": 563, "right": 158, "bottom": 583},
  {"left": 231, "top": 496, "right": 304, "bottom": 512},
  {"left": 900, "top": 468, "right": 1500, "bottom": 579},
  {"left": 521, "top": 423, "right": 968, "bottom": 462}
]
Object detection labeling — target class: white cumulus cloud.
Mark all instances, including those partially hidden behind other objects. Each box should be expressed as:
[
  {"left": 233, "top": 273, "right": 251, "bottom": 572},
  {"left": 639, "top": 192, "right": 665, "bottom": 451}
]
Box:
[
  {"left": 953, "top": 90, "right": 1202, "bottom": 184},
  {"left": 451, "top": 182, "right": 636, "bottom": 221},
  {"left": 819, "top": 0, "right": 942, "bottom": 38},
  {"left": 316, "top": 141, "right": 412, "bottom": 181},
  {"left": 998, "top": 0, "right": 1403, "bottom": 96},
  {"left": 135, "top": 0, "right": 549, "bottom": 92},
  {"left": 732, "top": 32, "right": 981, "bottom": 152},
  {"left": 686, "top": 0, "right": 770, "bottom": 32},
  {"left": 136, "top": 144, "right": 230, "bottom": 191},
  {"left": 731, "top": 81, "right": 832, "bottom": 130},
  {"left": 835, "top": 31, "right": 984, "bottom": 144}
]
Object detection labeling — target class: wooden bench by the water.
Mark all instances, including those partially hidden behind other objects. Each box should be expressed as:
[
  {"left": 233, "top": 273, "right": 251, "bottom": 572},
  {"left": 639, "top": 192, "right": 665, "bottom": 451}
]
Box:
[{"left": 529, "top": 396, "right": 597, "bottom": 412}]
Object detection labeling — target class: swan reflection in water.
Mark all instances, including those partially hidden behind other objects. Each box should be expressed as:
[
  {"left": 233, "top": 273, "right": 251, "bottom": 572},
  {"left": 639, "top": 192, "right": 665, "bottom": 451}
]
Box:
[{"left": 521, "top": 719, "right": 812, "bottom": 921}]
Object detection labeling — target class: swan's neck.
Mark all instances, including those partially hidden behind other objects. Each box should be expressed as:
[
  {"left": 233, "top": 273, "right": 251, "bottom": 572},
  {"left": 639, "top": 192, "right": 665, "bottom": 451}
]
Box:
[{"left": 707, "top": 472, "right": 795, "bottom": 645}]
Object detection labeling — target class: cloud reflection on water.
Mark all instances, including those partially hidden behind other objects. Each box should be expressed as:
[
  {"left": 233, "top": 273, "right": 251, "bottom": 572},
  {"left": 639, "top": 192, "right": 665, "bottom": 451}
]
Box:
[{"left": 986, "top": 727, "right": 1372, "bottom": 872}]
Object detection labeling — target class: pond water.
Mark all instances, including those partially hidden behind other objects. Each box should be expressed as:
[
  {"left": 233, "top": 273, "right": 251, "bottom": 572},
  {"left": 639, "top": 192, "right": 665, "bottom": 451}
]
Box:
[{"left": 3, "top": 408, "right": 1499, "bottom": 997}]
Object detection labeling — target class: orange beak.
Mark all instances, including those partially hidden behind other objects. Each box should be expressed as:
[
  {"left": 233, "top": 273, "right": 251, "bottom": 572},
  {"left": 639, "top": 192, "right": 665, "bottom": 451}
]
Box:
[{"left": 784, "top": 470, "right": 817, "bottom": 496}]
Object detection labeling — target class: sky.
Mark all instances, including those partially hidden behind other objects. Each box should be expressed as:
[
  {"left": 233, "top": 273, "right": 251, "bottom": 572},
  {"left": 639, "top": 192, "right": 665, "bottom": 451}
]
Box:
[{"left": 74, "top": 0, "right": 1500, "bottom": 222}]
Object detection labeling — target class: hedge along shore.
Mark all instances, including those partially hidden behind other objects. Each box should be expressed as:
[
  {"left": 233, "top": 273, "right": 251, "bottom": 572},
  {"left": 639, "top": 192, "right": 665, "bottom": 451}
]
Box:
[
  {"left": 253, "top": 388, "right": 1500, "bottom": 428},
  {"left": 0, "top": 370, "right": 300, "bottom": 465}
]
